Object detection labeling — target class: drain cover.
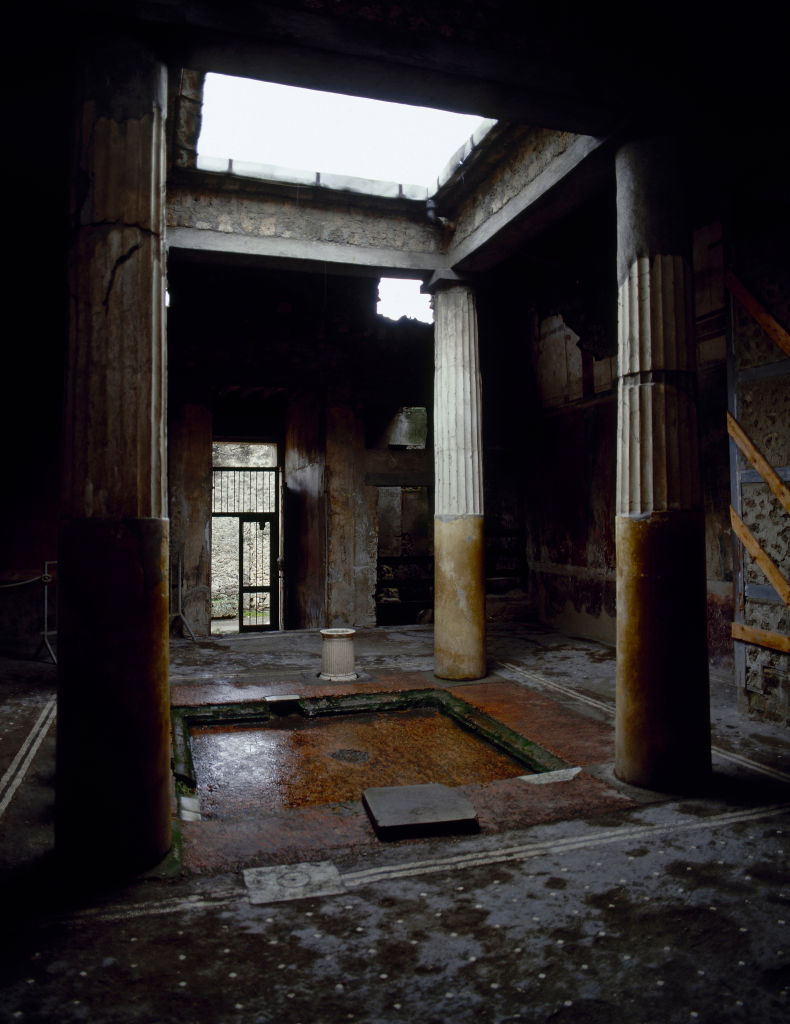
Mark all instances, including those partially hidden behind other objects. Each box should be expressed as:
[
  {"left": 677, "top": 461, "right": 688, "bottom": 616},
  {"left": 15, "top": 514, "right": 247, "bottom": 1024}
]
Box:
[{"left": 330, "top": 748, "right": 370, "bottom": 764}]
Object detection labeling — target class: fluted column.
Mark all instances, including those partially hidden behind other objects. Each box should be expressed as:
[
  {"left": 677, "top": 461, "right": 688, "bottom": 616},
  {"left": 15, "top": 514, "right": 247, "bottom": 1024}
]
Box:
[
  {"left": 430, "top": 275, "right": 486, "bottom": 679},
  {"left": 57, "top": 36, "right": 171, "bottom": 874},
  {"left": 614, "top": 138, "right": 710, "bottom": 791}
]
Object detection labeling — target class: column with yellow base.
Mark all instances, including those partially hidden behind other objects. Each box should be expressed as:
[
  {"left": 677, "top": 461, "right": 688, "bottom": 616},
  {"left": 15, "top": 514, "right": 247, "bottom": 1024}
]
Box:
[
  {"left": 429, "top": 274, "right": 486, "bottom": 681},
  {"left": 614, "top": 138, "right": 711, "bottom": 791}
]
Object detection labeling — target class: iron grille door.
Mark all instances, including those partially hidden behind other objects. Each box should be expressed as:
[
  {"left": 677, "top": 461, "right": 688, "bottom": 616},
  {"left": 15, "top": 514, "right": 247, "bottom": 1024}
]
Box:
[
  {"left": 212, "top": 467, "right": 279, "bottom": 632},
  {"left": 238, "top": 514, "right": 278, "bottom": 632}
]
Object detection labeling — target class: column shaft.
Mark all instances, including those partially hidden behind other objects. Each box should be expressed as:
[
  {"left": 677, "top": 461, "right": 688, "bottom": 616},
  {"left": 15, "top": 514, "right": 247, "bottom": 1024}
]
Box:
[
  {"left": 614, "top": 138, "right": 711, "bottom": 791},
  {"left": 57, "top": 38, "right": 171, "bottom": 873},
  {"left": 433, "top": 283, "right": 486, "bottom": 680}
]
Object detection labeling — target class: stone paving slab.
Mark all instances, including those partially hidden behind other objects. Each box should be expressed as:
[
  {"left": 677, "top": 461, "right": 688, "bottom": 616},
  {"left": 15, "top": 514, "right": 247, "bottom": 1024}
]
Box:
[
  {"left": 180, "top": 771, "right": 640, "bottom": 873},
  {"left": 170, "top": 670, "right": 438, "bottom": 707},
  {"left": 463, "top": 771, "right": 637, "bottom": 834},
  {"left": 180, "top": 803, "right": 380, "bottom": 873},
  {"left": 243, "top": 860, "right": 345, "bottom": 903},
  {"left": 449, "top": 679, "right": 614, "bottom": 765},
  {"left": 362, "top": 782, "right": 479, "bottom": 840}
]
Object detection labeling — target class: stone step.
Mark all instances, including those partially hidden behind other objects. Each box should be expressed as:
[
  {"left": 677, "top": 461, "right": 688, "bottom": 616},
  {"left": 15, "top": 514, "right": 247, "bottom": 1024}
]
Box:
[{"left": 362, "top": 782, "right": 479, "bottom": 841}]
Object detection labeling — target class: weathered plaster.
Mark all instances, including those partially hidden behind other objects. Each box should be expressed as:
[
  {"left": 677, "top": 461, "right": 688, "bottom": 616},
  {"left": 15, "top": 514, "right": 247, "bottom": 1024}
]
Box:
[
  {"left": 168, "top": 402, "right": 212, "bottom": 635},
  {"left": 533, "top": 314, "right": 583, "bottom": 407},
  {"left": 734, "top": 299, "right": 790, "bottom": 371},
  {"left": 326, "top": 403, "right": 377, "bottom": 627},
  {"left": 729, "top": 201, "right": 790, "bottom": 720},
  {"left": 452, "top": 129, "right": 576, "bottom": 247},
  {"left": 167, "top": 181, "right": 445, "bottom": 272},
  {"left": 434, "top": 515, "right": 486, "bottom": 680},
  {"left": 284, "top": 394, "right": 326, "bottom": 629},
  {"left": 739, "top": 377, "right": 790, "bottom": 468},
  {"left": 448, "top": 131, "right": 607, "bottom": 270}
]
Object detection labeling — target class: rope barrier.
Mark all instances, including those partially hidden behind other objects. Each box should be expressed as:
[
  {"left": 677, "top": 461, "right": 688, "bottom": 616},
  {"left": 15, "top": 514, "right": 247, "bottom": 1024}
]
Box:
[{"left": 0, "top": 576, "right": 43, "bottom": 589}]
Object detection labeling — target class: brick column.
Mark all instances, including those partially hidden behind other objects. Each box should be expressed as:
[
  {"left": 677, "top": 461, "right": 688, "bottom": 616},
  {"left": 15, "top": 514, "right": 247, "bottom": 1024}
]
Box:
[
  {"left": 614, "top": 138, "right": 711, "bottom": 791},
  {"left": 429, "top": 273, "right": 486, "bottom": 680},
  {"left": 57, "top": 36, "right": 171, "bottom": 873}
]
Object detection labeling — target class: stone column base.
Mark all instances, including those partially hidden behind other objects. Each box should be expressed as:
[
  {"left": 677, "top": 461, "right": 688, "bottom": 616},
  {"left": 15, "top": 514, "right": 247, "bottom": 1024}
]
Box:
[
  {"left": 615, "top": 509, "right": 711, "bottom": 791},
  {"left": 56, "top": 518, "right": 171, "bottom": 874},
  {"left": 434, "top": 515, "right": 486, "bottom": 680}
]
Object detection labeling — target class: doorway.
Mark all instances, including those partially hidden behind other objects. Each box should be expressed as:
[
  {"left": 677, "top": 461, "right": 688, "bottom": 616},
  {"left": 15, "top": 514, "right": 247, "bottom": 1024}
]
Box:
[{"left": 211, "top": 442, "right": 282, "bottom": 634}]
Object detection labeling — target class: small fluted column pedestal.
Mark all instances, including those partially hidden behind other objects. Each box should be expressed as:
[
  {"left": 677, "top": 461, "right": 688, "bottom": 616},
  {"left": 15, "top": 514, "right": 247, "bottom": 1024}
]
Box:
[
  {"left": 320, "top": 628, "right": 357, "bottom": 681},
  {"left": 614, "top": 138, "right": 711, "bottom": 792},
  {"left": 429, "top": 275, "right": 486, "bottom": 680}
]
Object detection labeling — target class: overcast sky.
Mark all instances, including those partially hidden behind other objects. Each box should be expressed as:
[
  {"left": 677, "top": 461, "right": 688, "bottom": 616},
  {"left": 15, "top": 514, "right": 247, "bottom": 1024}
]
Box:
[
  {"left": 197, "top": 73, "right": 482, "bottom": 322},
  {"left": 198, "top": 73, "right": 485, "bottom": 189}
]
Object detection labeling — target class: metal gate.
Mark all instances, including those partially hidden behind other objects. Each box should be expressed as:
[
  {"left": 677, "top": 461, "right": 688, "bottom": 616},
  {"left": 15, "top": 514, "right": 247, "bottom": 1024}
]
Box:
[{"left": 212, "top": 467, "right": 279, "bottom": 632}]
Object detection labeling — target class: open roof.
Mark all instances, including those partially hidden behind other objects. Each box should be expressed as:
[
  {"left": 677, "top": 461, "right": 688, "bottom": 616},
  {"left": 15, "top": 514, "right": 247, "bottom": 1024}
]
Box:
[{"left": 198, "top": 74, "right": 493, "bottom": 193}]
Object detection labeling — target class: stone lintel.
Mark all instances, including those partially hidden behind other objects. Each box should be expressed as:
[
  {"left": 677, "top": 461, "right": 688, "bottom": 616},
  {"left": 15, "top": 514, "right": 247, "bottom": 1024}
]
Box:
[{"left": 167, "top": 226, "right": 443, "bottom": 276}]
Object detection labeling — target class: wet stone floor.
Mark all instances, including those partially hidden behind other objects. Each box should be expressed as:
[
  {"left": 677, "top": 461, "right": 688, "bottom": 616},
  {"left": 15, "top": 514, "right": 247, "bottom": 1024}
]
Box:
[{"left": 190, "top": 707, "right": 529, "bottom": 818}]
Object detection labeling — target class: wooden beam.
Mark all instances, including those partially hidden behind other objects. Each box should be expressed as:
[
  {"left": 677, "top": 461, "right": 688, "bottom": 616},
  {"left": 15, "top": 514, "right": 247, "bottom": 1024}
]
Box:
[
  {"left": 732, "top": 621, "right": 790, "bottom": 654},
  {"left": 730, "top": 506, "right": 790, "bottom": 607},
  {"left": 728, "top": 411, "right": 790, "bottom": 517},
  {"left": 725, "top": 270, "right": 790, "bottom": 358}
]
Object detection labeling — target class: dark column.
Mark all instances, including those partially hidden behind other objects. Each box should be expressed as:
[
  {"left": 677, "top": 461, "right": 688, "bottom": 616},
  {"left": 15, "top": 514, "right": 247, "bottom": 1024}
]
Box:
[
  {"left": 57, "top": 36, "right": 171, "bottom": 873},
  {"left": 614, "top": 138, "right": 711, "bottom": 791}
]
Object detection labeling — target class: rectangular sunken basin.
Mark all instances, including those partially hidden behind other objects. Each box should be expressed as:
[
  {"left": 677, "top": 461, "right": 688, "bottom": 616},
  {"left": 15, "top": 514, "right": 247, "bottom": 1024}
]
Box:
[{"left": 171, "top": 690, "right": 567, "bottom": 821}]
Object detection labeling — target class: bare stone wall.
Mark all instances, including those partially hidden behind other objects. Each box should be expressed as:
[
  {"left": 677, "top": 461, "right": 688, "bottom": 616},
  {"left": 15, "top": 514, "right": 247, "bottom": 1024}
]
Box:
[{"left": 451, "top": 128, "right": 577, "bottom": 251}]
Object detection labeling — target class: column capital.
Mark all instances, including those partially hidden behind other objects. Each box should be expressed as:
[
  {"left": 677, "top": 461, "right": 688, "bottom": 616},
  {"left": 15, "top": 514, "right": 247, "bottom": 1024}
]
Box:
[{"left": 422, "top": 268, "right": 473, "bottom": 295}]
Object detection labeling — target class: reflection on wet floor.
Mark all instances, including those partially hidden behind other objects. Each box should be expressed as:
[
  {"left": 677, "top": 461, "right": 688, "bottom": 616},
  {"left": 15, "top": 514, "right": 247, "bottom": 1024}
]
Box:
[
  {"left": 210, "top": 618, "right": 238, "bottom": 636},
  {"left": 190, "top": 708, "right": 528, "bottom": 818}
]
